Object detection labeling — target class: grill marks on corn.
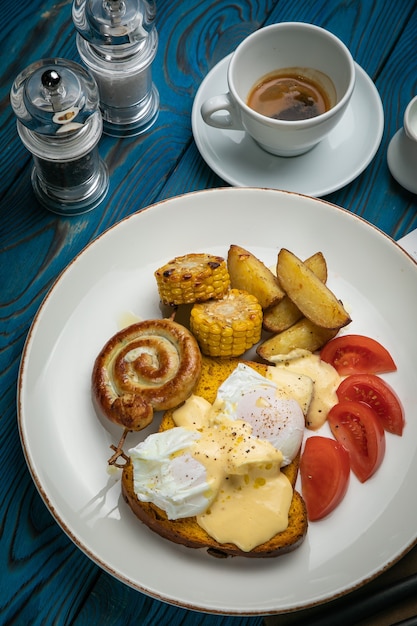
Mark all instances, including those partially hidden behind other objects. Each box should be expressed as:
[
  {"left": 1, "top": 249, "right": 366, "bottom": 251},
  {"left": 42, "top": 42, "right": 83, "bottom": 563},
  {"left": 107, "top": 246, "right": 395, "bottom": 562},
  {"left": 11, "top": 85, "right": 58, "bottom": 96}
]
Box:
[
  {"left": 155, "top": 254, "right": 230, "bottom": 306},
  {"left": 154, "top": 253, "right": 265, "bottom": 358}
]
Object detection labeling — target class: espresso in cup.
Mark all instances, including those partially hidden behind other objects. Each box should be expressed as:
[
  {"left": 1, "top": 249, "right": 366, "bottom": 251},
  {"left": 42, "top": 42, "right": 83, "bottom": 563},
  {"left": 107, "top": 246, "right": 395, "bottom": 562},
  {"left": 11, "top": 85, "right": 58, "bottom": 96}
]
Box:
[
  {"left": 247, "top": 68, "right": 336, "bottom": 121},
  {"left": 200, "top": 22, "right": 355, "bottom": 157}
]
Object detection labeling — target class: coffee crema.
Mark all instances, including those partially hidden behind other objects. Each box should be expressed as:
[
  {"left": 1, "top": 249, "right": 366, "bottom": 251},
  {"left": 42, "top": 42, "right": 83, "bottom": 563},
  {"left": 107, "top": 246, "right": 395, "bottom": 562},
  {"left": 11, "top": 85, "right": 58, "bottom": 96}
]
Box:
[{"left": 247, "top": 68, "right": 335, "bottom": 121}]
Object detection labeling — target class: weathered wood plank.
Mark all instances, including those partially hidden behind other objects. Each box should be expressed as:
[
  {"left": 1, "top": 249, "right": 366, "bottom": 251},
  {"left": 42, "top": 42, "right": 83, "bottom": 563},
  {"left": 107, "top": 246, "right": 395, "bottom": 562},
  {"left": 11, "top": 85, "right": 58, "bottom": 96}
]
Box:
[
  {"left": 326, "top": 6, "right": 417, "bottom": 239},
  {"left": 0, "top": 1, "right": 276, "bottom": 624},
  {"left": 1, "top": 0, "right": 416, "bottom": 624},
  {"left": 164, "top": 0, "right": 417, "bottom": 238}
]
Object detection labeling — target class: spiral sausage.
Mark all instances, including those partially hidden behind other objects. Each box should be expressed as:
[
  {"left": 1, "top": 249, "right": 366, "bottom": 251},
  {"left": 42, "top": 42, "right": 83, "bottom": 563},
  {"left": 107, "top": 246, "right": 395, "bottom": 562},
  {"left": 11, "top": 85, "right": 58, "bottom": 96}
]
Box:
[{"left": 92, "top": 319, "right": 202, "bottom": 431}]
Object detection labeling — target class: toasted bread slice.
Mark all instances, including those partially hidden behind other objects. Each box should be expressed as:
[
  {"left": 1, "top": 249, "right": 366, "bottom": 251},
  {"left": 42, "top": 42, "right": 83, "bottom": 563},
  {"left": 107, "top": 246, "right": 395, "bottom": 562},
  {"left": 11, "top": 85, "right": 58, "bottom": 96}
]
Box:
[{"left": 121, "top": 356, "right": 308, "bottom": 558}]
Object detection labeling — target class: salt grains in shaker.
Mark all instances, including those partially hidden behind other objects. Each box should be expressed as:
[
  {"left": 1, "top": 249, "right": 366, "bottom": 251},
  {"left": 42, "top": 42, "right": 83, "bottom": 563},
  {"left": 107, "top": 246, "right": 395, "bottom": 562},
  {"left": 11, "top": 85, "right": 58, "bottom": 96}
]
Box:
[
  {"left": 10, "top": 58, "right": 109, "bottom": 215},
  {"left": 73, "top": 0, "right": 159, "bottom": 137}
]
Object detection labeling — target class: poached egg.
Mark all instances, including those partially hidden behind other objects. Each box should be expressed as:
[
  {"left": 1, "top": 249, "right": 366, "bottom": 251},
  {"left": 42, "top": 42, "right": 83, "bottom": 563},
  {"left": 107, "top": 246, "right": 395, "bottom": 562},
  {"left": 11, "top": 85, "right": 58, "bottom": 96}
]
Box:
[
  {"left": 128, "top": 364, "right": 305, "bottom": 552},
  {"left": 210, "top": 363, "right": 305, "bottom": 465}
]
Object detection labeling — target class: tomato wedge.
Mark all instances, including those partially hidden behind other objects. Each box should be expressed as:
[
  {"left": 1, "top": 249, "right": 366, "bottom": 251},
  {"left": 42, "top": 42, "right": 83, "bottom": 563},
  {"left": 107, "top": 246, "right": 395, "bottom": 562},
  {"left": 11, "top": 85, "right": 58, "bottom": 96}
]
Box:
[
  {"left": 328, "top": 401, "right": 385, "bottom": 482},
  {"left": 300, "top": 436, "right": 350, "bottom": 521},
  {"left": 337, "top": 374, "right": 404, "bottom": 436},
  {"left": 320, "top": 335, "right": 397, "bottom": 375}
]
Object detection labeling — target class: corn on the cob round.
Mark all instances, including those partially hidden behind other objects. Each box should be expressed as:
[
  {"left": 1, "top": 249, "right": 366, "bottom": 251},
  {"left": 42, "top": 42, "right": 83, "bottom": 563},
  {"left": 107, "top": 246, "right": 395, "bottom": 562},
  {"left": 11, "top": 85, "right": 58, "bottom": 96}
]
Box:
[
  {"left": 155, "top": 253, "right": 230, "bottom": 306},
  {"left": 190, "top": 289, "right": 263, "bottom": 357}
]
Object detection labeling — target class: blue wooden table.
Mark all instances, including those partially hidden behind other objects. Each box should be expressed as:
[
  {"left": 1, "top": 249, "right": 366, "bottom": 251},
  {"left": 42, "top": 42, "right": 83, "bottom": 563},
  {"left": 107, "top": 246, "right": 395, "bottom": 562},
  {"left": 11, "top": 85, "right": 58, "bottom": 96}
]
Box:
[{"left": 2, "top": 1, "right": 417, "bottom": 624}]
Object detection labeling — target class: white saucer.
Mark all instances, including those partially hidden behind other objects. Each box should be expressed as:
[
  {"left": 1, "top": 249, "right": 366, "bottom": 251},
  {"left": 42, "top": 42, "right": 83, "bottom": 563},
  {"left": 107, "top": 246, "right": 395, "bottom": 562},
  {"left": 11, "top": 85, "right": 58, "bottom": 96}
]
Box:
[
  {"left": 387, "top": 128, "right": 417, "bottom": 194},
  {"left": 192, "top": 55, "right": 384, "bottom": 197}
]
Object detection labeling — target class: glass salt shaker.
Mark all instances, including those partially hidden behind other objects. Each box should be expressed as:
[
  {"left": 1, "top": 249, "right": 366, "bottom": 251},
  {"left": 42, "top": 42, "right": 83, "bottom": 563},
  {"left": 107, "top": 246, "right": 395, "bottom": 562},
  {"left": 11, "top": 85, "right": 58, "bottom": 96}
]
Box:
[
  {"left": 10, "top": 58, "right": 109, "bottom": 215},
  {"left": 72, "top": 0, "right": 159, "bottom": 137}
]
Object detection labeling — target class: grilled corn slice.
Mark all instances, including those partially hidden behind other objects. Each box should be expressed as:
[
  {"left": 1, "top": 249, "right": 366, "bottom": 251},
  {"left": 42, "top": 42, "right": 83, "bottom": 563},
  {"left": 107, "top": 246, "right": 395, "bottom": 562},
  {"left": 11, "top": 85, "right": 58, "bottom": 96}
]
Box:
[
  {"left": 155, "top": 253, "right": 230, "bottom": 306},
  {"left": 190, "top": 289, "right": 263, "bottom": 357}
]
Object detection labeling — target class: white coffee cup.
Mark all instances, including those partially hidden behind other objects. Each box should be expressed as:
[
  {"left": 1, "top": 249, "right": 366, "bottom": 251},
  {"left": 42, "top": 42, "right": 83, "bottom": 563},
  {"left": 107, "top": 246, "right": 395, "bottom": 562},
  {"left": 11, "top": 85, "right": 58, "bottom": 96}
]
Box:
[{"left": 201, "top": 22, "right": 356, "bottom": 157}]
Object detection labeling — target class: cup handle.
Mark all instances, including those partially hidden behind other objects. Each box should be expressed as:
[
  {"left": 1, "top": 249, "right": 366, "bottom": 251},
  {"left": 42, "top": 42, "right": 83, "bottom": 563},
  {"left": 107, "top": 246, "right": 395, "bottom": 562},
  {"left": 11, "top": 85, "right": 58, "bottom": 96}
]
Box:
[{"left": 200, "top": 93, "right": 244, "bottom": 130}]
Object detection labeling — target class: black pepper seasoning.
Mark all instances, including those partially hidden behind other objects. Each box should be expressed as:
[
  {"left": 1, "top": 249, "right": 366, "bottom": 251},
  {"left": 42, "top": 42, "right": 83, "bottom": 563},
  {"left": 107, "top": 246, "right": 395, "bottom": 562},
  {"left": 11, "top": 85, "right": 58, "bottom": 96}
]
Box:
[{"left": 10, "top": 59, "right": 109, "bottom": 215}]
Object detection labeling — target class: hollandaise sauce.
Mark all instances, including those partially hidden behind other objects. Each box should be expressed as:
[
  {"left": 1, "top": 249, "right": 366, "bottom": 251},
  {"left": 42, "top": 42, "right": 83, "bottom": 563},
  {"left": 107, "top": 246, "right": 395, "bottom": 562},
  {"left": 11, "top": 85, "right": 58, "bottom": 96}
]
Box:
[
  {"left": 267, "top": 353, "right": 341, "bottom": 429},
  {"left": 130, "top": 364, "right": 299, "bottom": 553},
  {"left": 197, "top": 467, "right": 292, "bottom": 552},
  {"left": 173, "top": 398, "right": 293, "bottom": 552}
]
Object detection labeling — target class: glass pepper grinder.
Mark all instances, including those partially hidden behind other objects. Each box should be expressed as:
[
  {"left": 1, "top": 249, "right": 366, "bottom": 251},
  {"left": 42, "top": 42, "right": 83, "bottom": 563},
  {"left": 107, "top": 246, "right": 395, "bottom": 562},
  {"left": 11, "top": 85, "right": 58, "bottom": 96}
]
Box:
[
  {"left": 10, "top": 58, "right": 109, "bottom": 215},
  {"left": 72, "top": 0, "right": 159, "bottom": 137}
]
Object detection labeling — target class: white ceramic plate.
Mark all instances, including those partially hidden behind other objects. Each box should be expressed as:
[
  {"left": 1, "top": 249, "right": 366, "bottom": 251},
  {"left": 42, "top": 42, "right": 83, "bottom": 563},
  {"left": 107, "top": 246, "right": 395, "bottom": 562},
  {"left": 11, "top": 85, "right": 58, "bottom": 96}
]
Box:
[
  {"left": 192, "top": 56, "right": 384, "bottom": 197},
  {"left": 18, "top": 188, "right": 417, "bottom": 615}
]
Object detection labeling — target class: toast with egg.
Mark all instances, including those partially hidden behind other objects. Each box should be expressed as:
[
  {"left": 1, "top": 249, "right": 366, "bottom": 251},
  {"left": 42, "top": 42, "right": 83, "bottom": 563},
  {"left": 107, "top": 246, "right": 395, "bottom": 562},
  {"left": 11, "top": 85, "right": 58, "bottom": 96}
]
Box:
[{"left": 121, "top": 356, "right": 308, "bottom": 558}]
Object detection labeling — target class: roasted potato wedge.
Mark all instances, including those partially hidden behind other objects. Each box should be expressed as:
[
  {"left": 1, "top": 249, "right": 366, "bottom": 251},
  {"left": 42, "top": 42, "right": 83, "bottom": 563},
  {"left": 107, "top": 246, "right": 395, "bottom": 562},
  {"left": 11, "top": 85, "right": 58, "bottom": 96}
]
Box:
[
  {"left": 263, "top": 252, "right": 328, "bottom": 333},
  {"left": 262, "top": 297, "right": 302, "bottom": 334},
  {"left": 257, "top": 318, "right": 339, "bottom": 362},
  {"left": 276, "top": 249, "right": 351, "bottom": 330},
  {"left": 227, "top": 244, "right": 285, "bottom": 309}
]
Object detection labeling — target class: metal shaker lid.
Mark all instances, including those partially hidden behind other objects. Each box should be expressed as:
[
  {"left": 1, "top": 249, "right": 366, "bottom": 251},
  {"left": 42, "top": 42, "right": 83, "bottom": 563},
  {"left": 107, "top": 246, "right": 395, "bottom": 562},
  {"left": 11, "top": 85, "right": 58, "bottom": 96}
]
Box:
[
  {"left": 72, "top": 0, "right": 156, "bottom": 49},
  {"left": 10, "top": 58, "right": 100, "bottom": 135}
]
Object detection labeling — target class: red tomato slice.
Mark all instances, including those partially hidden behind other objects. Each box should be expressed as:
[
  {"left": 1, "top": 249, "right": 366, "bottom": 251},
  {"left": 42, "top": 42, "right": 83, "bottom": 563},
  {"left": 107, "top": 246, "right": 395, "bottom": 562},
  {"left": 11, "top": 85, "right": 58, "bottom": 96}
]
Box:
[
  {"left": 320, "top": 334, "right": 397, "bottom": 375},
  {"left": 337, "top": 374, "right": 404, "bottom": 436},
  {"left": 300, "top": 436, "right": 350, "bottom": 521},
  {"left": 328, "top": 401, "right": 385, "bottom": 483}
]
